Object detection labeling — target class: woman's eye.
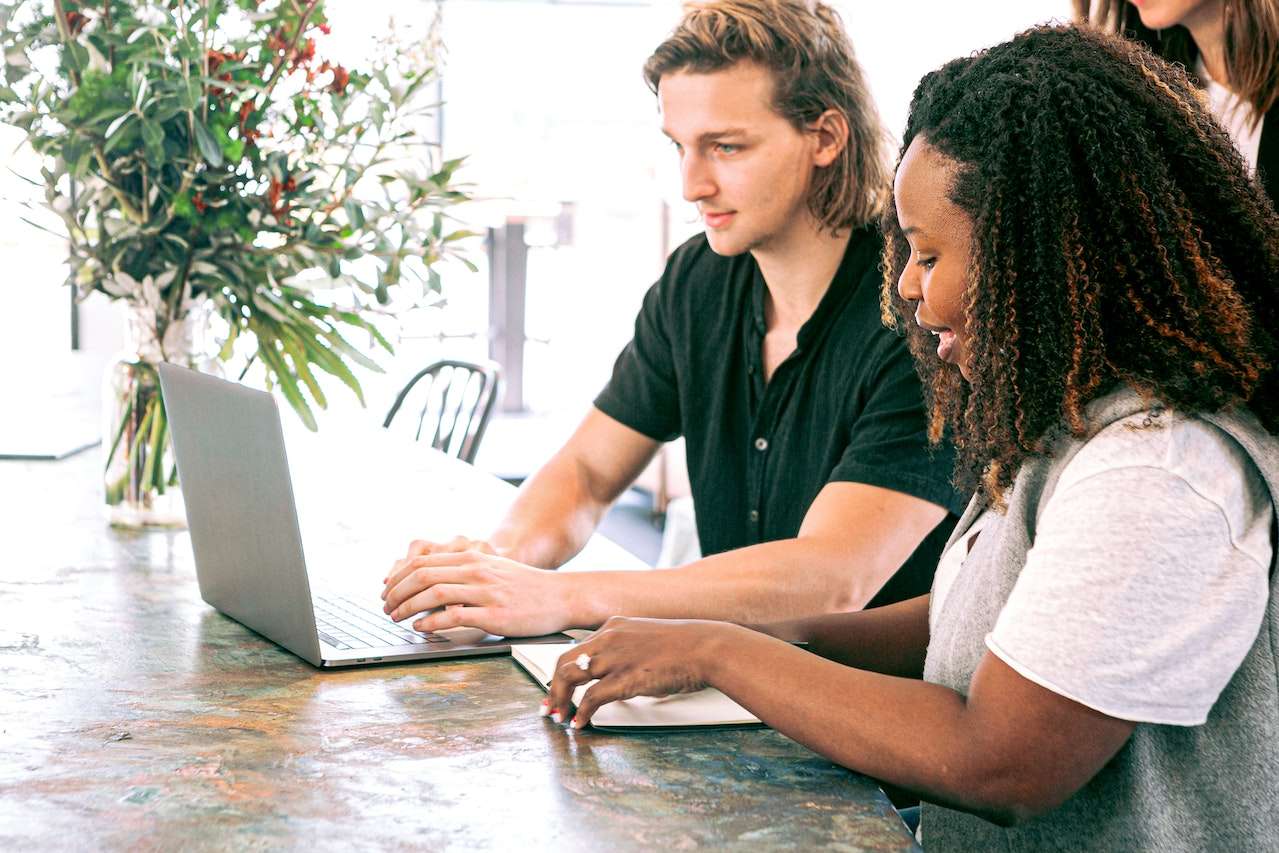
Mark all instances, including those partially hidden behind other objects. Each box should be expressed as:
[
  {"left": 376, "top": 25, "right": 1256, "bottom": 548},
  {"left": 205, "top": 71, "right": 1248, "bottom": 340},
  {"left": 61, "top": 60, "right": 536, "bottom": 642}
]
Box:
[{"left": 916, "top": 256, "right": 936, "bottom": 271}]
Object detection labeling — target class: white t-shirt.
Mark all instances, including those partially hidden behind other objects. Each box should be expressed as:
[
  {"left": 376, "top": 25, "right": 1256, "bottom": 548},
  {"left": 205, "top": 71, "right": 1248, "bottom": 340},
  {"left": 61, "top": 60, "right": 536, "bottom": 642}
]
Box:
[
  {"left": 1199, "top": 58, "right": 1264, "bottom": 174},
  {"left": 931, "top": 407, "right": 1274, "bottom": 726}
]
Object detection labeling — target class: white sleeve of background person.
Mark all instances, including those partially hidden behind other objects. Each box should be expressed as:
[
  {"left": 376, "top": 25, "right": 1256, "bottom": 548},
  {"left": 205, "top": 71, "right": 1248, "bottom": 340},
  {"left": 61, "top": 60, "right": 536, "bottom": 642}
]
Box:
[{"left": 985, "top": 411, "right": 1273, "bottom": 726}]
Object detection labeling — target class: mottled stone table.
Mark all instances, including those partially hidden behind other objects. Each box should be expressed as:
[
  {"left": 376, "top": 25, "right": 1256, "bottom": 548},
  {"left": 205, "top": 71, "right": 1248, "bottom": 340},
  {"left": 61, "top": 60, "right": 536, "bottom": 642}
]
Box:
[{"left": 0, "top": 440, "right": 919, "bottom": 851}]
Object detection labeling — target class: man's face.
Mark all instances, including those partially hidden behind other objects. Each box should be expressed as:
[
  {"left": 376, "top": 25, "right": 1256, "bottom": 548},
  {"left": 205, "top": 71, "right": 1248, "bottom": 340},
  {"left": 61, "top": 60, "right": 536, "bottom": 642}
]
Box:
[{"left": 658, "top": 62, "right": 821, "bottom": 257}]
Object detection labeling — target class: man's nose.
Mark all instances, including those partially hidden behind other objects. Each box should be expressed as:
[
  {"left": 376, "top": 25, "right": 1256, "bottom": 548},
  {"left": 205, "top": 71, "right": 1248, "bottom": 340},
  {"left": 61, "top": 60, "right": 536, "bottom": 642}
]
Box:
[{"left": 681, "top": 153, "right": 714, "bottom": 203}]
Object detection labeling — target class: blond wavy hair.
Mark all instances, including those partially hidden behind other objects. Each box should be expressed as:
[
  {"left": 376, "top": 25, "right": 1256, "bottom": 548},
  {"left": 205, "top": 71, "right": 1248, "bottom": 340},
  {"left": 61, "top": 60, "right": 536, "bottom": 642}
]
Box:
[{"left": 643, "top": 0, "right": 891, "bottom": 233}]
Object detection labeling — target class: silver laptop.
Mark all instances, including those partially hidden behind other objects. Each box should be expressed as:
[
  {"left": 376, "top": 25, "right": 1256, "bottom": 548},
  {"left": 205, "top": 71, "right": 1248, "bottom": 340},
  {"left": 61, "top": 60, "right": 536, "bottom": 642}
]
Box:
[{"left": 158, "top": 363, "right": 569, "bottom": 667}]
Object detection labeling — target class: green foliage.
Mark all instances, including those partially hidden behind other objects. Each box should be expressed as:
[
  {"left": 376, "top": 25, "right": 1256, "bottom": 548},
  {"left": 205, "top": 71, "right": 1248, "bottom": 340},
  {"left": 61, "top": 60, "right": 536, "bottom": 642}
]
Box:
[{"left": 0, "top": 0, "right": 474, "bottom": 429}]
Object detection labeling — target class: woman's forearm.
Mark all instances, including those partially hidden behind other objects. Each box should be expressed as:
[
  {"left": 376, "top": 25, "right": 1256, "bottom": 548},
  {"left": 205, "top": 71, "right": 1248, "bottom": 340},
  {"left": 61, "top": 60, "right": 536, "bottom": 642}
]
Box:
[
  {"left": 754, "top": 594, "right": 931, "bottom": 677},
  {"left": 700, "top": 624, "right": 1018, "bottom": 823}
]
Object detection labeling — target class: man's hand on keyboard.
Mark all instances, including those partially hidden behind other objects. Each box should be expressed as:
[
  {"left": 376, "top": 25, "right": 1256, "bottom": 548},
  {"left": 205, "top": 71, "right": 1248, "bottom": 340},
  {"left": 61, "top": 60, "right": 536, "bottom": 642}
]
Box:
[
  {"left": 392, "top": 536, "right": 498, "bottom": 566},
  {"left": 380, "top": 550, "right": 574, "bottom": 638}
]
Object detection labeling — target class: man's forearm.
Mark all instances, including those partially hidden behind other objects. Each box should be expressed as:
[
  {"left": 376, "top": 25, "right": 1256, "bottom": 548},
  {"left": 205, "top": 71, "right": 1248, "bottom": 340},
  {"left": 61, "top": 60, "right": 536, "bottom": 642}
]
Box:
[
  {"left": 565, "top": 535, "right": 902, "bottom": 627},
  {"left": 490, "top": 457, "right": 612, "bottom": 569}
]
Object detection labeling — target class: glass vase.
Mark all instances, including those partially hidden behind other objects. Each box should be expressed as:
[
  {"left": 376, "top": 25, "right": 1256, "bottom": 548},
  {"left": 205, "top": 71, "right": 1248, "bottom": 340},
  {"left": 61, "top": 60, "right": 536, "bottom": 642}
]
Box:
[{"left": 102, "top": 301, "right": 216, "bottom": 528}]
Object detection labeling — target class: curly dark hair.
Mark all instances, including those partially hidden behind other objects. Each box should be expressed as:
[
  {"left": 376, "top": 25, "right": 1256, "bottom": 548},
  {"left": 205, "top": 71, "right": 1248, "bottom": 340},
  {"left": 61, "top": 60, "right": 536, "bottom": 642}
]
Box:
[{"left": 881, "top": 24, "right": 1279, "bottom": 504}]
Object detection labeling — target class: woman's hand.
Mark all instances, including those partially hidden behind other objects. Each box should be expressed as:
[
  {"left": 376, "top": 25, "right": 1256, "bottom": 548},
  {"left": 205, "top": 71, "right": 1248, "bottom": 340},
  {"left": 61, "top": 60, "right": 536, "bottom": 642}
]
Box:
[{"left": 543, "top": 616, "right": 741, "bottom": 728}]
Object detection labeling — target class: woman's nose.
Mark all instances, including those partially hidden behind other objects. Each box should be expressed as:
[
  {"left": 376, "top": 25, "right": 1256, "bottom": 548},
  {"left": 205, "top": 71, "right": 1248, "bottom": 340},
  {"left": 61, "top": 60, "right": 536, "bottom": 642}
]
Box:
[{"left": 897, "top": 265, "right": 921, "bottom": 302}]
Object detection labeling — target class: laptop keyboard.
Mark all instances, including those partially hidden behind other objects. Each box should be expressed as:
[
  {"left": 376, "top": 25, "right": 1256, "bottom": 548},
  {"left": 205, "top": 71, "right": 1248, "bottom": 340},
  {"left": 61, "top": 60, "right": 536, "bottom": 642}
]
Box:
[{"left": 313, "top": 594, "right": 450, "bottom": 651}]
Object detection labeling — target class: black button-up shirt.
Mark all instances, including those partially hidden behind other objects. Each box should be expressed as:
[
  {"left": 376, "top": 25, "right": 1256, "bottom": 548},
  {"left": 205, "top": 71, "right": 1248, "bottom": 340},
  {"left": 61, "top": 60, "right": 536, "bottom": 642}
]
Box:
[{"left": 595, "top": 225, "right": 966, "bottom": 606}]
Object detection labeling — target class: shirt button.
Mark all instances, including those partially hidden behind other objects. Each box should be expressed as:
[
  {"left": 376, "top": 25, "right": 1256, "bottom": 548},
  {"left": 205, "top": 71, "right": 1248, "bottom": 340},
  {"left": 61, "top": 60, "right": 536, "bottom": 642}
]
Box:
[
  {"left": 754, "top": 437, "right": 768, "bottom": 451},
  {"left": 749, "top": 509, "right": 760, "bottom": 523}
]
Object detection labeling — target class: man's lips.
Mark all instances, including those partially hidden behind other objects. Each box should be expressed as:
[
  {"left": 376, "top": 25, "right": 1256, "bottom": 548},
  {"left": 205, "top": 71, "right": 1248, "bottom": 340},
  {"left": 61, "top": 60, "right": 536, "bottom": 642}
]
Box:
[{"left": 703, "top": 210, "right": 735, "bottom": 228}]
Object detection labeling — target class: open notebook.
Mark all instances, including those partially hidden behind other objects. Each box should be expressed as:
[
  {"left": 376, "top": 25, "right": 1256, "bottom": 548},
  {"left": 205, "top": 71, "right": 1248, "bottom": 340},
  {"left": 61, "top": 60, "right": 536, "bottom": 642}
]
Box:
[{"left": 511, "top": 642, "right": 762, "bottom": 730}]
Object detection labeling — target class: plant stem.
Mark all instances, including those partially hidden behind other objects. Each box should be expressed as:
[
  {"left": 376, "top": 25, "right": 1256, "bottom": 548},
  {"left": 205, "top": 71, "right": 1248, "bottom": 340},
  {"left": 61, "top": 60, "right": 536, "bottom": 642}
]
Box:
[
  {"left": 103, "top": 0, "right": 114, "bottom": 70},
  {"left": 53, "top": 0, "right": 144, "bottom": 226},
  {"left": 103, "top": 395, "right": 134, "bottom": 472},
  {"left": 148, "top": 402, "right": 168, "bottom": 496},
  {"left": 125, "top": 394, "right": 156, "bottom": 503},
  {"left": 138, "top": 395, "right": 164, "bottom": 502},
  {"left": 162, "top": 240, "right": 197, "bottom": 349},
  {"left": 140, "top": 162, "right": 150, "bottom": 225},
  {"left": 139, "top": 168, "right": 195, "bottom": 236},
  {"left": 92, "top": 144, "right": 146, "bottom": 224},
  {"left": 49, "top": 0, "right": 82, "bottom": 88},
  {"left": 256, "top": 1, "right": 319, "bottom": 109},
  {"left": 200, "top": 0, "right": 211, "bottom": 124}
]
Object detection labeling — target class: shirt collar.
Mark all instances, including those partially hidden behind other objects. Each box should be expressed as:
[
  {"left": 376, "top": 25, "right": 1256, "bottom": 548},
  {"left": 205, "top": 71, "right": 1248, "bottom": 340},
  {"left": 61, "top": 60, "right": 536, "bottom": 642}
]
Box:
[{"left": 748, "top": 224, "right": 876, "bottom": 350}]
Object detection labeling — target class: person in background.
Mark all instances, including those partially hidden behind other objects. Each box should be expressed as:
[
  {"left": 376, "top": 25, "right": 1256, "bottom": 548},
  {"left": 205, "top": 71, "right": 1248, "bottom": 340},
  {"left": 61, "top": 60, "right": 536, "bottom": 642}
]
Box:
[
  {"left": 545, "top": 25, "right": 1279, "bottom": 850},
  {"left": 1075, "top": 0, "right": 1279, "bottom": 201},
  {"left": 380, "top": 0, "right": 965, "bottom": 638}
]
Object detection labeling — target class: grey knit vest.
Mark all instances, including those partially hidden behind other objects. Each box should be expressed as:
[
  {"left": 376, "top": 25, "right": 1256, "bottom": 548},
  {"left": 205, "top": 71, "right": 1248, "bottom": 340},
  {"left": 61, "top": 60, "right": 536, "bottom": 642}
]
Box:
[{"left": 922, "top": 389, "right": 1279, "bottom": 851}]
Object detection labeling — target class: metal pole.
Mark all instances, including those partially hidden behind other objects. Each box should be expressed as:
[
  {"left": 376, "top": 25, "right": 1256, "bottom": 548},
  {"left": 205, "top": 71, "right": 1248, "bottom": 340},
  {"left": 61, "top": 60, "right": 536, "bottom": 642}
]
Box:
[{"left": 487, "top": 219, "right": 527, "bottom": 412}]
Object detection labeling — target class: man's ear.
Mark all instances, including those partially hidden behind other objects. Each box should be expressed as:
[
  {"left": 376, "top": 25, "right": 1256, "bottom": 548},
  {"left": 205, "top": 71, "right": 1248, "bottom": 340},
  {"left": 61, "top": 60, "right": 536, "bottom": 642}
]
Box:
[{"left": 809, "top": 108, "right": 849, "bottom": 168}]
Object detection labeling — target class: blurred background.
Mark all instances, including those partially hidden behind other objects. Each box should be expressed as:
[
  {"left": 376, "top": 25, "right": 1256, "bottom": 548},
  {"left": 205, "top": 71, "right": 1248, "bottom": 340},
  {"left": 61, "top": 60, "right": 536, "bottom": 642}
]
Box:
[{"left": 0, "top": 0, "right": 1066, "bottom": 558}]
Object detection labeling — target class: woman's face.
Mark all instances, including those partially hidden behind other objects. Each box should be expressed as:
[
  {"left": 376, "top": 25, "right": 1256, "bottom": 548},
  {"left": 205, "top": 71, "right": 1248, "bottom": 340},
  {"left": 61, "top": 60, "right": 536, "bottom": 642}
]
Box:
[
  {"left": 1126, "top": 0, "right": 1223, "bottom": 32},
  {"left": 893, "top": 136, "right": 976, "bottom": 381}
]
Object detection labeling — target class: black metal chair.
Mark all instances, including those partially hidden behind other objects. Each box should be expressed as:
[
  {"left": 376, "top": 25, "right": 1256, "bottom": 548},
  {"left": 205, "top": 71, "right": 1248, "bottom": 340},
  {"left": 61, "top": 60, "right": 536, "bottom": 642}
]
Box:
[{"left": 383, "top": 359, "right": 502, "bottom": 464}]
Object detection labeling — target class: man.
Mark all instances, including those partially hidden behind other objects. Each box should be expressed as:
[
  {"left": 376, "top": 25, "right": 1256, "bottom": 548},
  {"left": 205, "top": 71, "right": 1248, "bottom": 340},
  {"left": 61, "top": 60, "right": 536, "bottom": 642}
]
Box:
[{"left": 381, "top": 0, "right": 965, "bottom": 637}]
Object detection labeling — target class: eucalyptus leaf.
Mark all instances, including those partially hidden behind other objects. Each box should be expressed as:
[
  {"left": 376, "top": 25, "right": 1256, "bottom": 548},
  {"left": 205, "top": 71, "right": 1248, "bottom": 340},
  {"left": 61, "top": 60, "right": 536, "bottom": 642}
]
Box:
[
  {"left": 259, "top": 344, "right": 318, "bottom": 431},
  {"left": 218, "top": 322, "right": 239, "bottom": 360},
  {"left": 279, "top": 332, "right": 328, "bottom": 409},
  {"left": 133, "top": 74, "right": 149, "bottom": 111},
  {"left": 305, "top": 340, "right": 366, "bottom": 405},
  {"left": 140, "top": 118, "right": 164, "bottom": 149},
  {"left": 321, "top": 328, "right": 384, "bottom": 374},
  {"left": 104, "top": 111, "right": 134, "bottom": 140},
  {"left": 193, "top": 120, "right": 223, "bottom": 167},
  {"left": 2, "top": 0, "right": 474, "bottom": 437},
  {"left": 343, "top": 198, "right": 364, "bottom": 229}
]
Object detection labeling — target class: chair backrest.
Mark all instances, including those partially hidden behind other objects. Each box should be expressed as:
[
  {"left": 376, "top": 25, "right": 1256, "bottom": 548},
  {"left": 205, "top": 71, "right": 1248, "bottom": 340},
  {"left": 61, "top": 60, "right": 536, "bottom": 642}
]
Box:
[{"left": 382, "top": 359, "right": 502, "bottom": 464}]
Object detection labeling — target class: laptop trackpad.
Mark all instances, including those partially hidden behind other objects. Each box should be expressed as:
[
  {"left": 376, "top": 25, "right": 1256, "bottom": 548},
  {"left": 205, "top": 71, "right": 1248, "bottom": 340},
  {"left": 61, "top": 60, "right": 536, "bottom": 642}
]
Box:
[{"left": 436, "top": 626, "right": 502, "bottom": 645}]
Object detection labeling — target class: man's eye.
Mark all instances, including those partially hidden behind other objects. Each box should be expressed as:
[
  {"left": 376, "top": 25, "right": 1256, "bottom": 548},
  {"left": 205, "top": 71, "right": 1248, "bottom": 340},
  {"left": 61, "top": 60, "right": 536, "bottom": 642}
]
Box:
[{"left": 715, "top": 143, "right": 739, "bottom": 154}]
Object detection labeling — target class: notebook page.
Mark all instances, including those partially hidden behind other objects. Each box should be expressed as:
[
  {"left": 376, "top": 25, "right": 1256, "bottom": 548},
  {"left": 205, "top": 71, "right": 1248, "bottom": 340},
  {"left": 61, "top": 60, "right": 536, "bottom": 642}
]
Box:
[{"left": 511, "top": 643, "right": 761, "bottom": 729}]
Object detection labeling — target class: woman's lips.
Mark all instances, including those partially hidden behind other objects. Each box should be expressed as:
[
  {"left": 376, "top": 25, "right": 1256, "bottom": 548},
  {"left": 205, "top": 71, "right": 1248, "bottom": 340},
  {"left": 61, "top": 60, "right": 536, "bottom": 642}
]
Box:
[
  {"left": 917, "top": 314, "right": 957, "bottom": 362},
  {"left": 704, "top": 211, "right": 735, "bottom": 228}
]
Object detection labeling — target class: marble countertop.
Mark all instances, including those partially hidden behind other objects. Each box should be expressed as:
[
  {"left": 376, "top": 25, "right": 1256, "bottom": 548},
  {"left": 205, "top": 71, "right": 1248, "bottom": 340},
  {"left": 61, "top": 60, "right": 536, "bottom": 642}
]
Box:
[{"left": 0, "top": 441, "right": 918, "bottom": 851}]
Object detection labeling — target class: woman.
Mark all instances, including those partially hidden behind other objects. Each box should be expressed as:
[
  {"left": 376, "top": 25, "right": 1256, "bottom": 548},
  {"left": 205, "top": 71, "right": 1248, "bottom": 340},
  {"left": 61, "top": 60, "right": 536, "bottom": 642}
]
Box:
[
  {"left": 1075, "top": 0, "right": 1279, "bottom": 201},
  {"left": 543, "top": 26, "right": 1279, "bottom": 850}
]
